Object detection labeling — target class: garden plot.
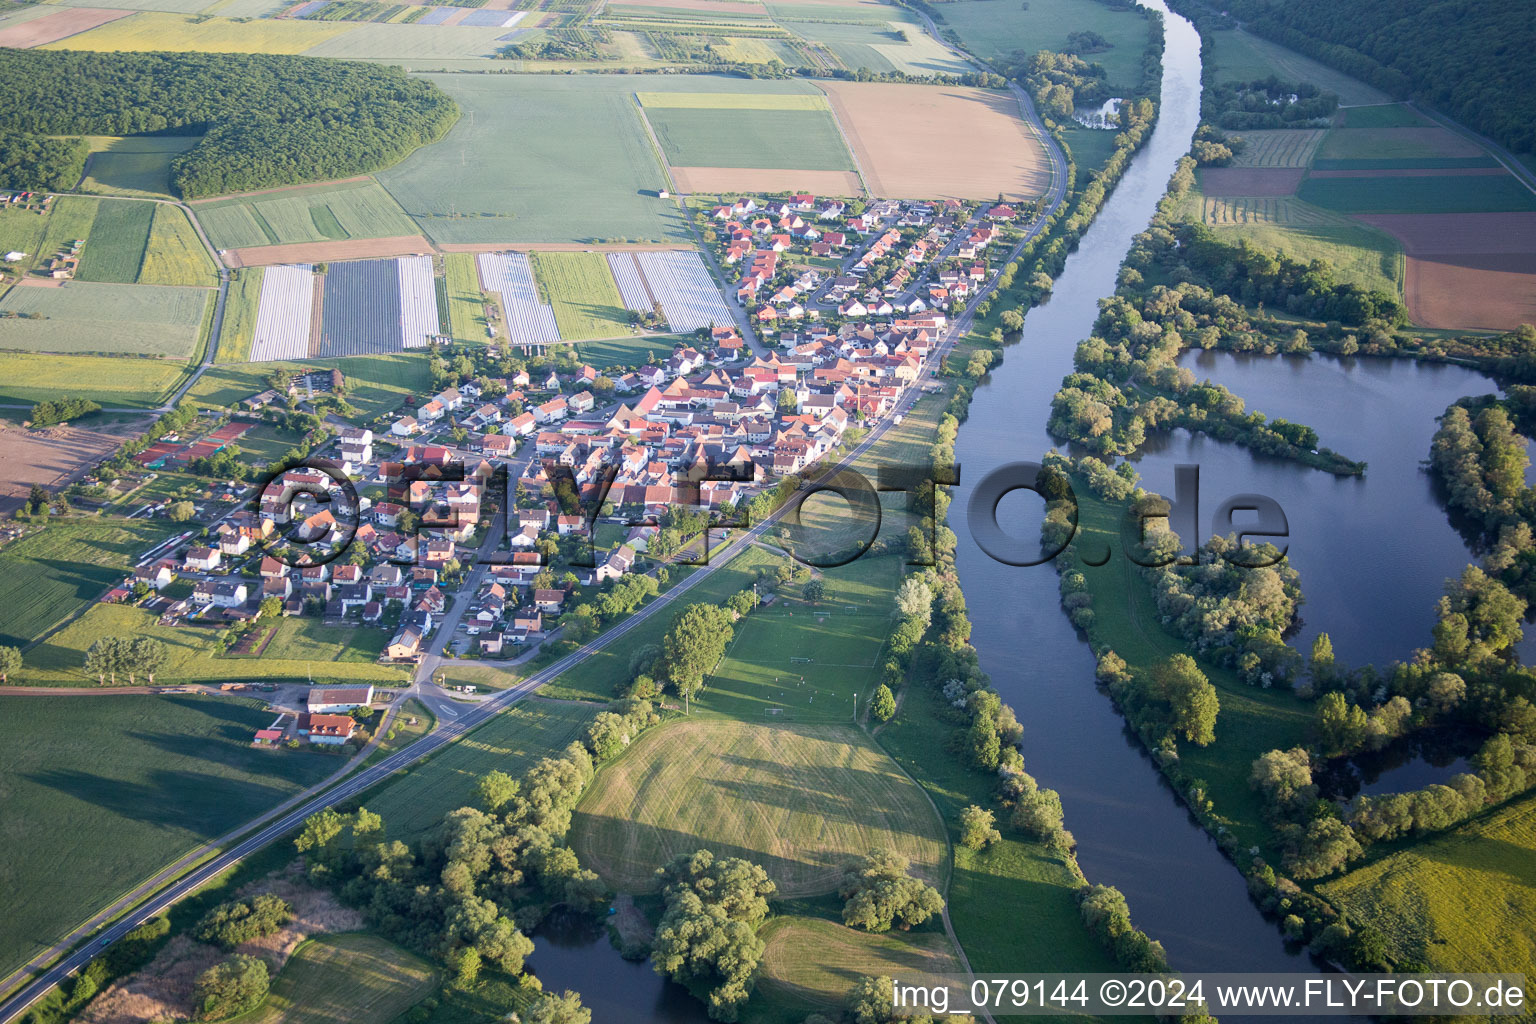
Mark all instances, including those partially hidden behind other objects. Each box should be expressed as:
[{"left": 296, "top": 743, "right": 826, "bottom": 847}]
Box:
[
  {"left": 397, "top": 254, "right": 441, "bottom": 348},
  {"left": 319, "top": 258, "right": 404, "bottom": 357},
  {"left": 477, "top": 252, "right": 558, "bottom": 347},
  {"left": 634, "top": 250, "right": 733, "bottom": 331},
  {"left": 250, "top": 264, "right": 316, "bottom": 362}
]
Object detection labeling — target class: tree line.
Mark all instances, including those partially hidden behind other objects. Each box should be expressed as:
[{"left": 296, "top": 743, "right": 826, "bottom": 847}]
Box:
[{"left": 0, "top": 51, "right": 459, "bottom": 197}]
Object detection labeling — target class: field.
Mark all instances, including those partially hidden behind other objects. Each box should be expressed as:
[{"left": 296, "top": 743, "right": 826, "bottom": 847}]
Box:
[
  {"left": 220, "top": 235, "right": 432, "bottom": 269},
  {"left": 0, "top": 281, "right": 209, "bottom": 357},
  {"left": 529, "top": 251, "right": 633, "bottom": 341},
  {"left": 215, "top": 267, "right": 262, "bottom": 363},
  {"left": 0, "top": 352, "right": 189, "bottom": 407},
  {"left": 78, "top": 136, "right": 200, "bottom": 199},
  {"left": 1228, "top": 129, "right": 1326, "bottom": 169},
  {"left": 1196, "top": 167, "right": 1305, "bottom": 197},
  {"left": 298, "top": 22, "right": 512, "bottom": 59},
  {"left": 756, "top": 916, "right": 961, "bottom": 1012},
  {"left": 379, "top": 75, "right": 688, "bottom": 245},
  {"left": 1319, "top": 793, "right": 1536, "bottom": 977},
  {"left": 0, "top": 694, "right": 338, "bottom": 982},
  {"left": 776, "top": 16, "right": 969, "bottom": 76},
  {"left": 647, "top": 106, "right": 856, "bottom": 171},
  {"left": 633, "top": 250, "right": 735, "bottom": 332},
  {"left": 251, "top": 263, "right": 316, "bottom": 362},
  {"left": 1315, "top": 124, "right": 1488, "bottom": 164},
  {"left": 365, "top": 699, "right": 598, "bottom": 839},
  {"left": 318, "top": 258, "right": 405, "bottom": 357},
  {"left": 669, "top": 166, "right": 864, "bottom": 196},
  {"left": 568, "top": 717, "right": 948, "bottom": 896},
  {"left": 441, "top": 252, "right": 486, "bottom": 343},
  {"left": 819, "top": 82, "right": 1050, "bottom": 201},
  {"left": 242, "top": 933, "right": 436, "bottom": 1024},
  {"left": 42, "top": 11, "right": 350, "bottom": 51},
  {"left": 1202, "top": 26, "right": 1388, "bottom": 106},
  {"left": 938, "top": 0, "right": 1151, "bottom": 91},
  {"left": 0, "top": 6, "right": 130, "bottom": 47},
  {"left": 0, "top": 419, "right": 147, "bottom": 516},
  {"left": 574, "top": 332, "right": 687, "bottom": 370},
  {"left": 1296, "top": 174, "right": 1536, "bottom": 214},
  {"left": 137, "top": 205, "right": 219, "bottom": 287},
  {"left": 477, "top": 252, "right": 559, "bottom": 346},
  {"left": 191, "top": 180, "right": 419, "bottom": 251},
  {"left": 185, "top": 352, "right": 428, "bottom": 419},
  {"left": 74, "top": 199, "right": 154, "bottom": 284}
]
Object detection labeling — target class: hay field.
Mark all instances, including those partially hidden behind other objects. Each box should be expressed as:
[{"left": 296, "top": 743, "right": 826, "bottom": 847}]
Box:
[
  {"left": 78, "top": 135, "right": 199, "bottom": 199},
  {"left": 758, "top": 917, "right": 961, "bottom": 1012},
  {"left": 0, "top": 352, "right": 188, "bottom": 406},
  {"left": 192, "top": 180, "right": 418, "bottom": 250},
  {"left": 0, "top": 281, "right": 208, "bottom": 357},
  {"left": 138, "top": 205, "right": 219, "bottom": 287},
  {"left": 568, "top": 717, "right": 946, "bottom": 896},
  {"left": 1320, "top": 794, "right": 1536, "bottom": 977},
  {"left": 820, "top": 82, "right": 1049, "bottom": 200},
  {"left": 43, "top": 11, "right": 349, "bottom": 51},
  {"left": 242, "top": 933, "right": 436, "bottom": 1024},
  {"left": 1229, "top": 129, "right": 1326, "bottom": 169}
]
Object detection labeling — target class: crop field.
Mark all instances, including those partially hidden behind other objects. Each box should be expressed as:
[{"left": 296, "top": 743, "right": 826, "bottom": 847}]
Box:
[
  {"left": 1320, "top": 794, "right": 1536, "bottom": 977},
  {"left": 376, "top": 74, "right": 692, "bottom": 245},
  {"left": 74, "top": 199, "right": 154, "bottom": 284},
  {"left": 0, "top": 352, "right": 188, "bottom": 406},
  {"left": 0, "top": 517, "right": 175, "bottom": 647},
  {"left": 529, "top": 251, "right": 632, "bottom": 341},
  {"left": 319, "top": 258, "right": 405, "bottom": 357},
  {"left": 243, "top": 933, "right": 436, "bottom": 1024},
  {"left": 634, "top": 250, "right": 733, "bottom": 332},
  {"left": 250, "top": 264, "right": 315, "bottom": 362},
  {"left": 937, "top": 0, "right": 1152, "bottom": 91},
  {"left": 635, "top": 91, "right": 828, "bottom": 110},
  {"left": 779, "top": 17, "right": 967, "bottom": 75},
  {"left": 568, "top": 718, "right": 947, "bottom": 896},
  {"left": 1297, "top": 174, "right": 1536, "bottom": 214},
  {"left": 298, "top": 22, "right": 513, "bottom": 59},
  {"left": 1196, "top": 167, "right": 1304, "bottom": 197},
  {"left": 57, "top": 0, "right": 218, "bottom": 12},
  {"left": 1229, "top": 129, "right": 1326, "bottom": 169},
  {"left": 42, "top": 11, "right": 351, "bottom": 51},
  {"left": 0, "top": 694, "right": 338, "bottom": 982},
  {"left": 78, "top": 135, "right": 200, "bottom": 199},
  {"left": 647, "top": 106, "right": 855, "bottom": 171},
  {"left": 1188, "top": 194, "right": 1403, "bottom": 295},
  {"left": 606, "top": 251, "right": 653, "bottom": 313},
  {"left": 0, "top": 418, "right": 143, "bottom": 516},
  {"left": 757, "top": 917, "right": 960, "bottom": 1012},
  {"left": 0, "top": 6, "right": 130, "bottom": 47},
  {"left": 1316, "top": 124, "right": 1487, "bottom": 164},
  {"left": 1358, "top": 213, "right": 1536, "bottom": 330},
  {"left": 820, "top": 82, "right": 1050, "bottom": 200},
  {"left": 0, "top": 281, "right": 208, "bottom": 357},
  {"left": 366, "top": 700, "right": 598, "bottom": 839},
  {"left": 442, "top": 252, "right": 487, "bottom": 342},
  {"left": 1203, "top": 27, "right": 1388, "bottom": 106},
  {"left": 398, "top": 254, "right": 441, "bottom": 348},
  {"left": 192, "top": 181, "right": 419, "bottom": 251},
  {"left": 477, "top": 252, "right": 559, "bottom": 346},
  {"left": 137, "top": 205, "right": 219, "bottom": 287}
]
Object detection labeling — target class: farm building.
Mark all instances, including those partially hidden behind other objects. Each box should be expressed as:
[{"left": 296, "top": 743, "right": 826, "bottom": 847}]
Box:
[
  {"left": 297, "top": 713, "right": 357, "bottom": 745},
  {"left": 307, "top": 685, "right": 375, "bottom": 713}
]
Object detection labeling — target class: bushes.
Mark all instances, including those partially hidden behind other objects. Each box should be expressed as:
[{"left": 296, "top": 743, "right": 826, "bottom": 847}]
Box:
[
  {"left": 30, "top": 397, "right": 101, "bottom": 428},
  {"left": 193, "top": 893, "right": 294, "bottom": 951},
  {"left": 837, "top": 850, "right": 944, "bottom": 933},
  {"left": 650, "top": 851, "right": 775, "bottom": 1021},
  {"left": 193, "top": 954, "right": 270, "bottom": 1021}
]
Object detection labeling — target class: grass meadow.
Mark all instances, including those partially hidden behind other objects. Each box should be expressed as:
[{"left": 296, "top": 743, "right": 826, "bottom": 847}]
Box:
[
  {"left": 442, "top": 252, "right": 487, "bottom": 343},
  {"left": 0, "top": 281, "right": 209, "bottom": 357},
  {"left": 186, "top": 352, "right": 429, "bottom": 419},
  {"left": 78, "top": 135, "right": 200, "bottom": 199},
  {"left": 0, "top": 517, "right": 177, "bottom": 648},
  {"left": 193, "top": 180, "right": 418, "bottom": 251},
  {"left": 647, "top": 106, "right": 856, "bottom": 171},
  {"left": 215, "top": 266, "right": 264, "bottom": 362},
  {"left": 574, "top": 332, "right": 688, "bottom": 370},
  {"left": 530, "top": 251, "right": 633, "bottom": 341},
  {"left": 242, "top": 933, "right": 437, "bottom": 1024},
  {"left": 0, "top": 694, "right": 337, "bottom": 982},
  {"left": 365, "top": 699, "right": 598, "bottom": 840},
  {"left": 0, "top": 352, "right": 190, "bottom": 406},
  {"left": 1297, "top": 174, "right": 1536, "bottom": 214},
  {"left": 1203, "top": 27, "right": 1388, "bottom": 105},
  {"left": 756, "top": 914, "right": 961, "bottom": 1015},
  {"left": 938, "top": 0, "right": 1153, "bottom": 91}
]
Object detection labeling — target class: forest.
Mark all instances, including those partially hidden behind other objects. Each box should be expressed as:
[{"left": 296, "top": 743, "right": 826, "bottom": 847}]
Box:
[
  {"left": 0, "top": 50, "right": 459, "bottom": 196},
  {"left": 1187, "top": 0, "right": 1535, "bottom": 155}
]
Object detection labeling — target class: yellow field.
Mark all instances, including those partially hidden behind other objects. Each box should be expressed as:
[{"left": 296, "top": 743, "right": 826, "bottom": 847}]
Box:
[
  {"left": 0, "top": 352, "right": 188, "bottom": 407},
  {"left": 711, "top": 37, "right": 779, "bottom": 63},
  {"left": 137, "top": 205, "right": 219, "bottom": 288},
  {"left": 1320, "top": 794, "right": 1536, "bottom": 976},
  {"left": 758, "top": 916, "right": 962, "bottom": 1011},
  {"left": 43, "top": 12, "right": 349, "bottom": 53},
  {"left": 637, "top": 91, "right": 829, "bottom": 110}
]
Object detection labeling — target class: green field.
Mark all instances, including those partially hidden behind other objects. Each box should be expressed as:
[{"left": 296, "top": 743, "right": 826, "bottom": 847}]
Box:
[
  {"left": 568, "top": 717, "right": 948, "bottom": 895},
  {"left": 0, "top": 351, "right": 189, "bottom": 406},
  {"left": 0, "top": 281, "right": 208, "bottom": 357},
  {"left": 192, "top": 180, "right": 418, "bottom": 251},
  {"left": 186, "top": 352, "right": 429, "bottom": 419},
  {"left": 376, "top": 76, "right": 818, "bottom": 244},
  {"left": 243, "top": 933, "right": 437, "bottom": 1024},
  {"left": 636, "top": 91, "right": 828, "bottom": 110},
  {"left": 441, "top": 252, "right": 486, "bottom": 343},
  {"left": 138, "top": 204, "right": 219, "bottom": 287},
  {"left": 74, "top": 199, "right": 155, "bottom": 284},
  {"left": 78, "top": 135, "right": 201, "bottom": 200},
  {"left": 0, "top": 205, "right": 54, "bottom": 279},
  {"left": 1315, "top": 123, "right": 1486, "bottom": 163},
  {"left": 530, "top": 251, "right": 632, "bottom": 341},
  {"left": 756, "top": 916, "right": 961, "bottom": 1013},
  {"left": 18, "top": 603, "right": 410, "bottom": 687},
  {"left": 1319, "top": 794, "right": 1536, "bottom": 977},
  {"left": 1203, "top": 26, "right": 1388, "bottom": 106},
  {"left": 0, "top": 694, "right": 338, "bottom": 981},
  {"left": 1337, "top": 103, "right": 1429, "bottom": 129},
  {"left": 1229, "top": 129, "right": 1327, "bottom": 168},
  {"left": 216, "top": 266, "right": 264, "bottom": 362},
  {"left": 299, "top": 22, "right": 510, "bottom": 59},
  {"left": 648, "top": 106, "right": 855, "bottom": 170},
  {"left": 0, "top": 518, "right": 176, "bottom": 648},
  {"left": 365, "top": 699, "right": 598, "bottom": 839},
  {"left": 575, "top": 332, "right": 688, "bottom": 370},
  {"left": 1297, "top": 174, "right": 1536, "bottom": 214},
  {"left": 939, "top": 0, "right": 1152, "bottom": 91}
]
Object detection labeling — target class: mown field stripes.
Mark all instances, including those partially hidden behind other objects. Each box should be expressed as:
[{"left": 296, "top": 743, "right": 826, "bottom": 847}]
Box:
[
  {"left": 635, "top": 250, "right": 733, "bottom": 332},
  {"left": 249, "top": 263, "right": 315, "bottom": 362},
  {"left": 319, "top": 258, "right": 403, "bottom": 357},
  {"left": 397, "top": 255, "right": 441, "bottom": 349},
  {"left": 606, "top": 252, "right": 653, "bottom": 313},
  {"left": 477, "top": 251, "right": 558, "bottom": 347}
]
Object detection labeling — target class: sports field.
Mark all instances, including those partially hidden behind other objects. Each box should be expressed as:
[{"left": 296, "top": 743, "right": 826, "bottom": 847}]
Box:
[
  {"left": 243, "top": 933, "right": 436, "bottom": 1024},
  {"left": 0, "top": 517, "right": 176, "bottom": 648},
  {"left": 0, "top": 694, "right": 338, "bottom": 982},
  {"left": 757, "top": 916, "right": 961, "bottom": 1012},
  {"left": 74, "top": 198, "right": 154, "bottom": 284},
  {"left": 137, "top": 204, "right": 219, "bottom": 287},
  {"left": 530, "top": 251, "right": 633, "bottom": 341},
  {"left": 78, "top": 135, "right": 200, "bottom": 199},
  {"left": 192, "top": 180, "right": 419, "bottom": 251},
  {"left": 0, "top": 352, "right": 189, "bottom": 406},
  {"left": 0, "top": 281, "right": 209, "bottom": 357},
  {"left": 1320, "top": 794, "right": 1536, "bottom": 977},
  {"left": 366, "top": 699, "right": 598, "bottom": 839},
  {"left": 43, "top": 10, "right": 350, "bottom": 51},
  {"left": 568, "top": 717, "right": 947, "bottom": 895}
]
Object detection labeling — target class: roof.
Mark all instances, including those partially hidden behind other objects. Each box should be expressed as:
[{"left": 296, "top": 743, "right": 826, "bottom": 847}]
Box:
[
  {"left": 300, "top": 713, "right": 356, "bottom": 738},
  {"left": 308, "top": 686, "right": 372, "bottom": 705}
]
